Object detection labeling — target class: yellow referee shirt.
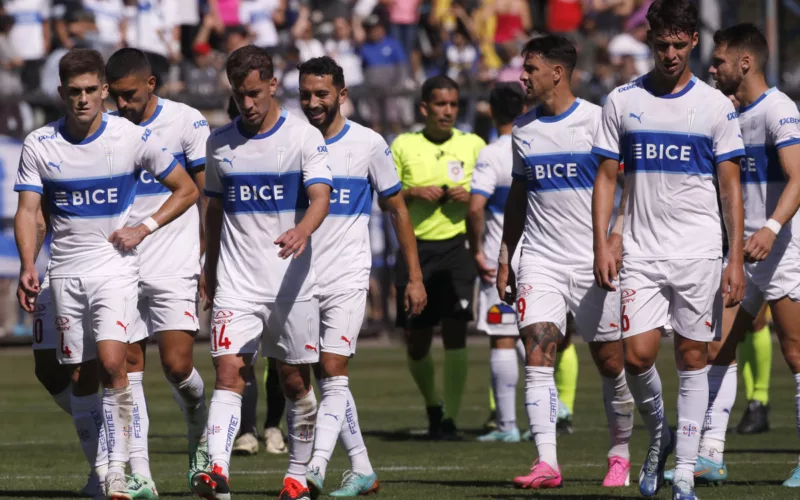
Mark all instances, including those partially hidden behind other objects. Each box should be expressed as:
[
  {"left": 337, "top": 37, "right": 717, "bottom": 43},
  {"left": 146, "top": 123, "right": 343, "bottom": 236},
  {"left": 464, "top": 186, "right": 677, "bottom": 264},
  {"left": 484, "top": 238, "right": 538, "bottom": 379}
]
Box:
[{"left": 391, "top": 129, "right": 486, "bottom": 241}]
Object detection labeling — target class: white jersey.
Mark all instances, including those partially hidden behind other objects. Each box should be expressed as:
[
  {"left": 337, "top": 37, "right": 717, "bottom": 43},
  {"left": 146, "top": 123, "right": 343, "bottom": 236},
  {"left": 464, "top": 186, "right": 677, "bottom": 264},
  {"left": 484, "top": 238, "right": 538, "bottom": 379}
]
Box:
[
  {"left": 313, "top": 120, "right": 401, "bottom": 295},
  {"left": 470, "top": 134, "right": 512, "bottom": 268},
  {"left": 205, "top": 109, "right": 332, "bottom": 302},
  {"left": 512, "top": 99, "right": 602, "bottom": 268},
  {"left": 124, "top": 97, "right": 208, "bottom": 279},
  {"left": 240, "top": 0, "right": 280, "bottom": 48},
  {"left": 82, "top": 0, "right": 125, "bottom": 46},
  {"left": 5, "top": 0, "right": 50, "bottom": 61},
  {"left": 0, "top": 136, "right": 23, "bottom": 219},
  {"left": 737, "top": 88, "right": 800, "bottom": 242},
  {"left": 593, "top": 75, "right": 746, "bottom": 260},
  {"left": 14, "top": 113, "right": 177, "bottom": 278}
]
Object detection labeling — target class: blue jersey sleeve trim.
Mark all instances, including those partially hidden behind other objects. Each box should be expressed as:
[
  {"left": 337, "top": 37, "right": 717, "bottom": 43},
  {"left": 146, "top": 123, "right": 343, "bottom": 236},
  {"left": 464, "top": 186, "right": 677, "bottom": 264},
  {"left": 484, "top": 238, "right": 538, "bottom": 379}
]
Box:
[
  {"left": 155, "top": 158, "right": 178, "bottom": 181},
  {"left": 378, "top": 182, "right": 402, "bottom": 198},
  {"left": 716, "top": 149, "right": 746, "bottom": 164},
  {"left": 591, "top": 146, "right": 620, "bottom": 160},
  {"left": 776, "top": 138, "right": 800, "bottom": 150},
  {"left": 14, "top": 184, "right": 43, "bottom": 194},
  {"left": 471, "top": 188, "right": 493, "bottom": 199},
  {"left": 304, "top": 177, "right": 334, "bottom": 189},
  {"left": 204, "top": 189, "right": 223, "bottom": 198},
  {"left": 511, "top": 172, "right": 527, "bottom": 181}
]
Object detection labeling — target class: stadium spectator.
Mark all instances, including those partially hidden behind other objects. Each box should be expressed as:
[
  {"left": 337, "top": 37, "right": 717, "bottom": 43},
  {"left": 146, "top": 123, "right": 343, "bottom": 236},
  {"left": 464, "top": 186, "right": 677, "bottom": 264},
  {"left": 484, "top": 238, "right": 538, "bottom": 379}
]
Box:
[
  {"left": 294, "top": 18, "right": 325, "bottom": 62},
  {"left": 324, "top": 16, "right": 364, "bottom": 89},
  {"left": 240, "top": 0, "right": 284, "bottom": 50},
  {"left": 492, "top": 0, "right": 531, "bottom": 45},
  {"left": 0, "top": 14, "right": 23, "bottom": 98},
  {"left": 547, "top": 0, "right": 583, "bottom": 34},
  {"left": 124, "top": 0, "right": 178, "bottom": 89},
  {"left": 445, "top": 28, "right": 478, "bottom": 84},
  {"left": 387, "top": 0, "right": 421, "bottom": 58},
  {"left": 4, "top": 0, "right": 52, "bottom": 90},
  {"left": 81, "top": 0, "right": 125, "bottom": 55},
  {"left": 607, "top": 10, "right": 651, "bottom": 77}
]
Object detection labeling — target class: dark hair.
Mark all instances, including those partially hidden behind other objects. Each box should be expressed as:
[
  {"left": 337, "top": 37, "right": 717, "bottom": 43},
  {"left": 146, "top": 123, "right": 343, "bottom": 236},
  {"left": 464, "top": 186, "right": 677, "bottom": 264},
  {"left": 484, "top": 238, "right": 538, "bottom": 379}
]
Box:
[
  {"left": 713, "top": 23, "right": 769, "bottom": 70},
  {"left": 489, "top": 83, "right": 525, "bottom": 126},
  {"left": 227, "top": 96, "right": 240, "bottom": 120},
  {"left": 521, "top": 35, "right": 577, "bottom": 75},
  {"left": 105, "top": 48, "right": 152, "bottom": 83},
  {"left": 226, "top": 45, "right": 274, "bottom": 88},
  {"left": 421, "top": 75, "right": 459, "bottom": 102},
  {"left": 298, "top": 56, "right": 346, "bottom": 89},
  {"left": 646, "top": 0, "right": 699, "bottom": 37},
  {"left": 58, "top": 48, "right": 106, "bottom": 85}
]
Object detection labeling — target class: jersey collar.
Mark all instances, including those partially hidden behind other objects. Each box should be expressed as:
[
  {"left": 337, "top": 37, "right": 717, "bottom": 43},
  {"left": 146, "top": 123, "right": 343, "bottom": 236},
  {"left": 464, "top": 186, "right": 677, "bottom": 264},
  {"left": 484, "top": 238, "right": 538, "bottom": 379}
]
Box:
[
  {"left": 139, "top": 96, "right": 164, "bottom": 127},
  {"left": 59, "top": 113, "right": 109, "bottom": 145},
  {"left": 737, "top": 87, "right": 776, "bottom": 114},
  {"left": 536, "top": 98, "right": 580, "bottom": 123},
  {"left": 641, "top": 74, "right": 696, "bottom": 99},
  {"left": 325, "top": 120, "right": 351, "bottom": 145},
  {"left": 236, "top": 108, "right": 288, "bottom": 139}
]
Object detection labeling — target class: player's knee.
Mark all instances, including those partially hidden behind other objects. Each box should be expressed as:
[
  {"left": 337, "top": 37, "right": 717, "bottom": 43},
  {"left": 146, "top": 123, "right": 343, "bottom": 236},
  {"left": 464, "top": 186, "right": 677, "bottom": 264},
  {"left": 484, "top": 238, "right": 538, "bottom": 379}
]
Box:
[
  {"left": 405, "top": 330, "right": 432, "bottom": 360},
  {"left": 779, "top": 339, "right": 800, "bottom": 373},
  {"left": 623, "top": 348, "right": 657, "bottom": 375},
  {"left": 675, "top": 340, "right": 708, "bottom": 371},
  {"left": 160, "top": 352, "right": 193, "bottom": 384},
  {"left": 71, "top": 362, "right": 100, "bottom": 396},
  {"left": 279, "top": 363, "right": 312, "bottom": 401},
  {"left": 34, "top": 350, "right": 70, "bottom": 395},
  {"left": 125, "top": 342, "right": 145, "bottom": 372},
  {"left": 214, "top": 359, "right": 247, "bottom": 393},
  {"left": 597, "top": 356, "right": 624, "bottom": 378},
  {"left": 319, "top": 354, "right": 348, "bottom": 378}
]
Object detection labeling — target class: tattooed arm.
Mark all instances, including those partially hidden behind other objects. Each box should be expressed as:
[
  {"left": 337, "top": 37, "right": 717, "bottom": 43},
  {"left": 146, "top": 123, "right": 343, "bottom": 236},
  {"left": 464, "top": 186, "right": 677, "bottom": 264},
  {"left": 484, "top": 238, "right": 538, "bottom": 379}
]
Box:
[
  {"left": 718, "top": 159, "right": 745, "bottom": 306},
  {"left": 496, "top": 178, "right": 527, "bottom": 303}
]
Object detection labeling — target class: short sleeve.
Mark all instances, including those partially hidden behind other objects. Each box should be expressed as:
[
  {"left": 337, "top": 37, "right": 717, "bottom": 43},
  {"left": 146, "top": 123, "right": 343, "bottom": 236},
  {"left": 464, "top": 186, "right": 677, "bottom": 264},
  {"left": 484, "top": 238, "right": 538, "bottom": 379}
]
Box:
[
  {"left": 13, "top": 136, "right": 43, "bottom": 194},
  {"left": 713, "top": 98, "right": 746, "bottom": 164},
  {"left": 367, "top": 132, "right": 402, "bottom": 197},
  {"left": 204, "top": 140, "right": 223, "bottom": 198},
  {"left": 470, "top": 147, "right": 497, "bottom": 199},
  {"left": 592, "top": 91, "right": 622, "bottom": 161},
  {"left": 511, "top": 134, "right": 526, "bottom": 181},
  {"left": 390, "top": 137, "right": 405, "bottom": 185},
  {"left": 766, "top": 100, "right": 800, "bottom": 150},
  {"left": 136, "top": 127, "right": 179, "bottom": 181},
  {"left": 301, "top": 126, "right": 333, "bottom": 189},
  {"left": 182, "top": 108, "right": 210, "bottom": 172}
]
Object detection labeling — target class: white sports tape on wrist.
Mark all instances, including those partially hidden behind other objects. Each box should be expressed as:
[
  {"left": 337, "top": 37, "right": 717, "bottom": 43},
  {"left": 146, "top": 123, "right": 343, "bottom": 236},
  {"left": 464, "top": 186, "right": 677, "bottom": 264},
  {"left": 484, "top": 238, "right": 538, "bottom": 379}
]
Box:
[{"left": 142, "top": 217, "right": 159, "bottom": 233}]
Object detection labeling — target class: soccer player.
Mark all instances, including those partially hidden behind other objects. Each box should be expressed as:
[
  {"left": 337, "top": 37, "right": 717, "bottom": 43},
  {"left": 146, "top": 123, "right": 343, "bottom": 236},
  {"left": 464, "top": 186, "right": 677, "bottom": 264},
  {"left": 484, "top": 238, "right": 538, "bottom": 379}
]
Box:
[
  {"left": 195, "top": 45, "right": 332, "bottom": 500},
  {"left": 496, "top": 34, "right": 634, "bottom": 490},
  {"left": 14, "top": 48, "right": 199, "bottom": 499},
  {"left": 391, "top": 75, "right": 485, "bottom": 439},
  {"left": 591, "top": 2, "right": 746, "bottom": 498},
  {"left": 468, "top": 82, "right": 526, "bottom": 443},
  {"left": 677, "top": 22, "right": 800, "bottom": 487},
  {"left": 104, "top": 47, "right": 210, "bottom": 496},
  {"left": 297, "top": 56, "right": 427, "bottom": 497},
  {"left": 736, "top": 304, "right": 772, "bottom": 434}
]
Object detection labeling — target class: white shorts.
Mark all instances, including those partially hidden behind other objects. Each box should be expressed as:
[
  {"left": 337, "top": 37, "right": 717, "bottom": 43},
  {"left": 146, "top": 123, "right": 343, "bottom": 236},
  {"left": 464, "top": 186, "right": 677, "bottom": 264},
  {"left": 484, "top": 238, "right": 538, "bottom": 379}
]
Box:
[
  {"left": 129, "top": 276, "right": 200, "bottom": 343},
  {"left": 319, "top": 289, "right": 367, "bottom": 357},
  {"left": 210, "top": 295, "right": 320, "bottom": 364},
  {"left": 740, "top": 241, "right": 800, "bottom": 316},
  {"left": 50, "top": 275, "right": 139, "bottom": 364},
  {"left": 32, "top": 277, "right": 56, "bottom": 350},
  {"left": 620, "top": 259, "right": 722, "bottom": 342},
  {"left": 516, "top": 265, "right": 621, "bottom": 343},
  {"left": 476, "top": 281, "right": 518, "bottom": 336}
]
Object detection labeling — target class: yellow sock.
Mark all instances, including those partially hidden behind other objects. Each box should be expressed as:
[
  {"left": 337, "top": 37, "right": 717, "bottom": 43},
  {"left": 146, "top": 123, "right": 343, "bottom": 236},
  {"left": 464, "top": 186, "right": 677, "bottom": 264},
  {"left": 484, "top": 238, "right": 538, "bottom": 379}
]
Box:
[
  {"left": 555, "top": 344, "right": 579, "bottom": 414},
  {"left": 407, "top": 353, "right": 439, "bottom": 407}
]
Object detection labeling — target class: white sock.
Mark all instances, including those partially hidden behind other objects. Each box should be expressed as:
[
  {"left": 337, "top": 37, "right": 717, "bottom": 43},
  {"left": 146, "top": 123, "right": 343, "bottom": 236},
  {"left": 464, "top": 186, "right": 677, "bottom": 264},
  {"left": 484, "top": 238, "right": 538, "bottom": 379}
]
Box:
[
  {"left": 71, "top": 393, "right": 104, "bottom": 475},
  {"left": 308, "top": 377, "right": 348, "bottom": 478},
  {"left": 515, "top": 338, "right": 526, "bottom": 363},
  {"left": 525, "top": 366, "right": 558, "bottom": 469},
  {"left": 794, "top": 373, "right": 800, "bottom": 440},
  {"left": 286, "top": 390, "right": 318, "bottom": 486},
  {"left": 602, "top": 371, "right": 634, "bottom": 460},
  {"left": 490, "top": 349, "right": 519, "bottom": 432},
  {"left": 103, "top": 385, "right": 133, "bottom": 476},
  {"left": 207, "top": 389, "right": 242, "bottom": 478},
  {"left": 128, "top": 372, "right": 151, "bottom": 479},
  {"left": 626, "top": 366, "right": 666, "bottom": 448},
  {"left": 339, "top": 387, "right": 374, "bottom": 476},
  {"left": 675, "top": 366, "right": 710, "bottom": 485},
  {"left": 170, "top": 368, "right": 207, "bottom": 443},
  {"left": 700, "top": 364, "right": 736, "bottom": 463},
  {"left": 53, "top": 386, "right": 72, "bottom": 414}
]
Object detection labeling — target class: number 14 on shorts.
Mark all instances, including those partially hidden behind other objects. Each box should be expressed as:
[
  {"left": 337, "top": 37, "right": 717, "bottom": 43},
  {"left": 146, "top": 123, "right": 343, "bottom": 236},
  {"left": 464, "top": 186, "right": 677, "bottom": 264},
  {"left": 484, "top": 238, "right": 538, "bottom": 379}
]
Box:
[{"left": 212, "top": 324, "right": 232, "bottom": 351}]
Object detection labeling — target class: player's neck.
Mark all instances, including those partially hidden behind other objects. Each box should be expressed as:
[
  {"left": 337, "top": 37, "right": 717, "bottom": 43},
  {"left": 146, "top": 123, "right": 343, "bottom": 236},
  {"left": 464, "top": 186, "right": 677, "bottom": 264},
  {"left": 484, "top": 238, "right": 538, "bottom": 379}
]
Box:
[
  {"left": 496, "top": 123, "right": 513, "bottom": 136},
  {"left": 735, "top": 75, "right": 770, "bottom": 110},
  {"left": 64, "top": 112, "right": 103, "bottom": 141},
  {"left": 243, "top": 104, "right": 282, "bottom": 135},
  {"left": 138, "top": 94, "right": 159, "bottom": 125},
  {"left": 539, "top": 89, "right": 576, "bottom": 118},
  {"left": 321, "top": 113, "right": 347, "bottom": 141},
  {"left": 649, "top": 67, "right": 693, "bottom": 96}
]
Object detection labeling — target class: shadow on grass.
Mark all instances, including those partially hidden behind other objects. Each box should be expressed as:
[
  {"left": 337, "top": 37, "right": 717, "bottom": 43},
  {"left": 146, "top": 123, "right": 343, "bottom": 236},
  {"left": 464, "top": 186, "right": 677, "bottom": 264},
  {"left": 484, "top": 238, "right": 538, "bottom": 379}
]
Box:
[
  {"left": 725, "top": 448, "right": 800, "bottom": 455},
  {"left": 479, "top": 494, "right": 637, "bottom": 499},
  {"left": 362, "top": 427, "right": 486, "bottom": 442},
  {"left": 0, "top": 492, "right": 85, "bottom": 498}
]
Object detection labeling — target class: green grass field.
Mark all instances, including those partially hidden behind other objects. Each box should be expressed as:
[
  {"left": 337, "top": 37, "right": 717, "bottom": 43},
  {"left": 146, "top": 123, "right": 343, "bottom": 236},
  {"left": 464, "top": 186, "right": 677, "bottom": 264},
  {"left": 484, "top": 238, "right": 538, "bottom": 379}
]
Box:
[{"left": 1, "top": 340, "right": 799, "bottom": 499}]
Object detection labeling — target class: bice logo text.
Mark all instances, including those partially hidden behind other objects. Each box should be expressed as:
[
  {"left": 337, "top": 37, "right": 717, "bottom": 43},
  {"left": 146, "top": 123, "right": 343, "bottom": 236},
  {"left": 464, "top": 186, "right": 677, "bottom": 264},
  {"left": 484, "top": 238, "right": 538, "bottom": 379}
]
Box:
[
  {"left": 633, "top": 143, "right": 691, "bottom": 161},
  {"left": 235, "top": 184, "right": 284, "bottom": 201},
  {"left": 528, "top": 162, "right": 579, "bottom": 180},
  {"left": 54, "top": 188, "right": 119, "bottom": 206}
]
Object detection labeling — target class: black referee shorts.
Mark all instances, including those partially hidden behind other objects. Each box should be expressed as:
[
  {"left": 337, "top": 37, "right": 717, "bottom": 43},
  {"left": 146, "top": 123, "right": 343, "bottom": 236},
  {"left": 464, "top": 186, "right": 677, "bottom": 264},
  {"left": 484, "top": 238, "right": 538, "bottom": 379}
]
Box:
[{"left": 395, "top": 234, "right": 476, "bottom": 329}]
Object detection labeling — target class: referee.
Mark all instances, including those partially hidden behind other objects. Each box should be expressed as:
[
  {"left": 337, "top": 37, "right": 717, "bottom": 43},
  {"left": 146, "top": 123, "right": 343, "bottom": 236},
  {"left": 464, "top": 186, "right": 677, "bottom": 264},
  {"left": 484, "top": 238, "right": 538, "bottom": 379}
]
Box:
[{"left": 391, "top": 75, "right": 486, "bottom": 439}]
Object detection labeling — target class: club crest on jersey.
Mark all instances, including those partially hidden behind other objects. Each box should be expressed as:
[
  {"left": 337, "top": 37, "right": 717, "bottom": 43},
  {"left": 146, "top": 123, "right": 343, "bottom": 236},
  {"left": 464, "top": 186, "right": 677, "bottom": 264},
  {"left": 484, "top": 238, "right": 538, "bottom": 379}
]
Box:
[
  {"left": 105, "top": 148, "right": 113, "bottom": 171},
  {"left": 447, "top": 160, "right": 465, "bottom": 182},
  {"left": 487, "top": 303, "right": 516, "bottom": 325}
]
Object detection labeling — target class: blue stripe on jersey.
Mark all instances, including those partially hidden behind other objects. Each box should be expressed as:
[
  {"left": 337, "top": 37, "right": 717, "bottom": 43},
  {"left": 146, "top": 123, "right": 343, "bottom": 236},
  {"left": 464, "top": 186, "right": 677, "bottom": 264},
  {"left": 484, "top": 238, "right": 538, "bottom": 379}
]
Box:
[
  {"left": 329, "top": 177, "right": 372, "bottom": 217},
  {"left": 471, "top": 188, "right": 493, "bottom": 199},
  {"left": 487, "top": 186, "right": 509, "bottom": 214},
  {"left": 14, "top": 184, "right": 43, "bottom": 194},
  {"left": 136, "top": 155, "right": 183, "bottom": 196},
  {"left": 221, "top": 171, "right": 309, "bottom": 214},
  {"left": 622, "top": 131, "right": 714, "bottom": 176},
  {"left": 740, "top": 145, "right": 783, "bottom": 184},
  {"left": 379, "top": 182, "right": 402, "bottom": 198},
  {"left": 12, "top": 12, "right": 43, "bottom": 24},
  {"left": 43, "top": 172, "right": 138, "bottom": 218},
  {"left": 777, "top": 138, "right": 800, "bottom": 150},
  {"left": 592, "top": 146, "right": 621, "bottom": 161},
  {"left": 521, "top": 153, "right": 597, "bottom": 192}
]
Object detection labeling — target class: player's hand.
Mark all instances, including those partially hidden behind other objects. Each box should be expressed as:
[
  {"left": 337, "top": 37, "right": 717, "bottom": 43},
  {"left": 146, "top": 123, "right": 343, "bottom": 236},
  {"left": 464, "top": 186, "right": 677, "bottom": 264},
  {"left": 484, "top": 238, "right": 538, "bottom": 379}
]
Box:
[
  {"left": 446, "top": 185, "right": 470, "bottom": 203},
  {"left": 275, "top": 227, "right": 310, "bottom": 259},
  {"left": 109, "top": 225, "right": 150, "bottom": 252},
  {"left": 17, "top": 267, "right": 39, "bottom": 313},
  {"left": 743, "top": 227, "right": 776, "bottom": 262},
  {"left": 474, "top": 252, "right": 497, "bottom": 284},
  {"left": 412, "top": 186, "right": 445, "bottom": 202},
  {"left": 496, "top": 262, "right": 516, "bottom": 305},
  {"left": 608, "top": 233, "right": 623, "bottom": 270},
  {"left": 721, "top": 261, "right": 745, "bottom": 308},
  {"left": 404, "top": 279, "right": 427, "bottom": 317},
  {"left": 594, "top": 244, "right": 618, "bottom": 291}
]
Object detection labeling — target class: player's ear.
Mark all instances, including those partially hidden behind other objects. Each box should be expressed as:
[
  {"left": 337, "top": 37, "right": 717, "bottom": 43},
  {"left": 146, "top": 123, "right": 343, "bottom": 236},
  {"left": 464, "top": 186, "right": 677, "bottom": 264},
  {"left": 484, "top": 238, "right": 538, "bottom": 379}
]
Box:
[
  {"left": 339, "top": 86, "right": 348, "bottom": 105},
  {"left": 147, "top": 75, "right": 156, "bottom": 92},
  {"left": 57, "top": 85, "right": 65, "bottom": 102},
  {"left": 419, "top": 100, "right": 429, "bottom": 119},
  {"left": 740, "top": 53, "right": 751, "bottom": 74},
  {"left": 101, "top": 83, "right": 109, "bottom": 100},
  {"left": 269, "top": 76, "right": 278, "bottom": 96},
  {"left": 691, "top": 32, "right": 699, "bottom": 49}
]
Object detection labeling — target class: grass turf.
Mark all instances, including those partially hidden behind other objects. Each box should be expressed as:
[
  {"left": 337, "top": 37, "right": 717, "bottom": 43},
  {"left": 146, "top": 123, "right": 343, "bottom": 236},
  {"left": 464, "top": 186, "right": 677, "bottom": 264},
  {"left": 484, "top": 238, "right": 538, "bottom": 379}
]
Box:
[{"left": 0, "top": 340, "right": 798, "bottom": 499}]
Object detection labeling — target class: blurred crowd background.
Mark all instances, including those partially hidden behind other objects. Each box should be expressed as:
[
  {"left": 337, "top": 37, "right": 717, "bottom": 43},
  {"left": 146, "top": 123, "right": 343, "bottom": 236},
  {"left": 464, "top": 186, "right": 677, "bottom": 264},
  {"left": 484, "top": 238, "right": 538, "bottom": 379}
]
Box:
[{"left": 0, "top": 0, "right": 798, "bottom": 340}]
